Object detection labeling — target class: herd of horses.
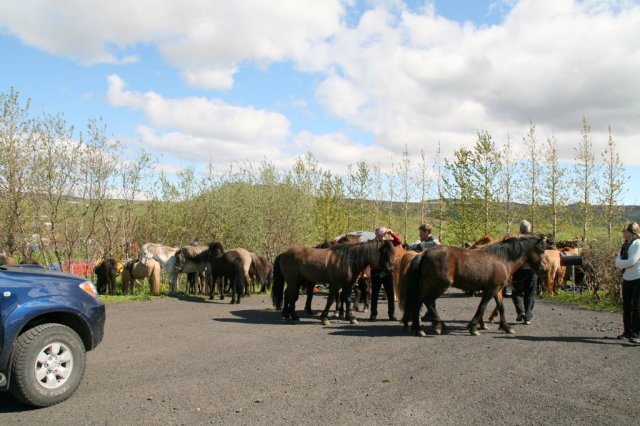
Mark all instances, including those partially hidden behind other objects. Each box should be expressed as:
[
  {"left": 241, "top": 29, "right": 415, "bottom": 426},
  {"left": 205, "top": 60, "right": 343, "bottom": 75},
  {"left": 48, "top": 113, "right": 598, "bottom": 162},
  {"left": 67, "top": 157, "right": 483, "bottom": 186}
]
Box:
[{"left": 2, "top": 230, "right": 583, "bottom": 337}]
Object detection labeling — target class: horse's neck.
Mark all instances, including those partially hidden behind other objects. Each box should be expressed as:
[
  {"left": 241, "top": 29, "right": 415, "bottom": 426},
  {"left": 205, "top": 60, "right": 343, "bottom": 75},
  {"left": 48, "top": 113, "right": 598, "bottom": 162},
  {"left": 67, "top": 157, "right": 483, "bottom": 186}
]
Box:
[
  {"left": 507, "top": 257, "right": 528, "bottom": 274},
  {"left": 151, "top": 247, "right": 176, "bottom": 264}
]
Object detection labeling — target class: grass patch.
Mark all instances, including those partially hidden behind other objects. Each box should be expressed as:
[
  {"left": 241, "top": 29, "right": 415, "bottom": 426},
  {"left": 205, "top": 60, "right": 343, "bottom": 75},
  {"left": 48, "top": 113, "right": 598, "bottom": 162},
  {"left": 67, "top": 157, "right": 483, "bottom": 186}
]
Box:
[
  {"left": 99, "top": 293, "right": 161, "bottom": 303},
  {"left": 541, "top": 289, "right": 621, "bottom": 313}
]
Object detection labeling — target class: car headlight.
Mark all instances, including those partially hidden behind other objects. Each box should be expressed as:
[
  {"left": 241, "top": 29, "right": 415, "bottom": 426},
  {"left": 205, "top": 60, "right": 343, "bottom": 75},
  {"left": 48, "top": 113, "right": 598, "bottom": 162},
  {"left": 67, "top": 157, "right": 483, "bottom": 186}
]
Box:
[{"left": 79, "top": 281, "right": 99, "bottom": 297}]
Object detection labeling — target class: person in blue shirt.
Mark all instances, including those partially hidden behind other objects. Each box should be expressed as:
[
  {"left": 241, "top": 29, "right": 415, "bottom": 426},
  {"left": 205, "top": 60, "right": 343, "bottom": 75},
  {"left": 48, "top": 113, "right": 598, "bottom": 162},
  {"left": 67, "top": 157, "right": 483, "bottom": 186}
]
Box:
[{"left": 410, "top": 223, "right": 439, "bottom": 251}]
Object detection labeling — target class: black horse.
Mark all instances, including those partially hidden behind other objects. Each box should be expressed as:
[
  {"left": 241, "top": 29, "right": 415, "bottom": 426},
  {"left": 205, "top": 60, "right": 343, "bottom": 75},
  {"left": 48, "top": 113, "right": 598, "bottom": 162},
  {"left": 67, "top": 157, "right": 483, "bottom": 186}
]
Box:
[{"left": 94, "top": 258, "right": 118, "bottom": 295}]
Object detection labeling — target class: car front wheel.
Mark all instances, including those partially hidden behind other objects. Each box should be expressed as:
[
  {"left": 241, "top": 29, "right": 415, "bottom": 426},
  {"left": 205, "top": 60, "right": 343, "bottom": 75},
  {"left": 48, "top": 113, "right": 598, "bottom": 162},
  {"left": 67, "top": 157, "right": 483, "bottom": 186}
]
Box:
[{"left": 10, "top": 323, "right": 86, "bottom": 407}]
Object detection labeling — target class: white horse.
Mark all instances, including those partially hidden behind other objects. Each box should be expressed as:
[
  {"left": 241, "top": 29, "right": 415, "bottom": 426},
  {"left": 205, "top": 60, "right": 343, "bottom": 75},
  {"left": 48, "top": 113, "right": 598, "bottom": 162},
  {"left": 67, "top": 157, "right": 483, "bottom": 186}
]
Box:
[{"left": 140, "top": 243, "right": 180, "bottom": 294}]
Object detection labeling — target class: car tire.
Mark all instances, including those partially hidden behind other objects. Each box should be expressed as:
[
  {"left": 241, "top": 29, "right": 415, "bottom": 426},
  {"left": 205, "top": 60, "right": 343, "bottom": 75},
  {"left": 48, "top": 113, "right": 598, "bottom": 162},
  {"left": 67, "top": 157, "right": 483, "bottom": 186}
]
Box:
[{"left": 10, "top": 323, "right": 86, "bottom": 407}]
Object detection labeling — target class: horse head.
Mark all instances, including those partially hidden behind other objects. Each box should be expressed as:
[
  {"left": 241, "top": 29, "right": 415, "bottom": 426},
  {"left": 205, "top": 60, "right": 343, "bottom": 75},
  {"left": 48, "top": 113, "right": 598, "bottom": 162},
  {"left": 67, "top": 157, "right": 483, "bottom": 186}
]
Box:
[
  {"left": 174, "top": 249, "right": 186, "bottom": 272},
  {"left": 207, "top": 241, "right": 225, "bottom": 261},
  {"left": 380, "top": 240, "right": 396, "bottom": 275},
  {"left": 526, "top": 235, "right": 548, "bottom": 276}
]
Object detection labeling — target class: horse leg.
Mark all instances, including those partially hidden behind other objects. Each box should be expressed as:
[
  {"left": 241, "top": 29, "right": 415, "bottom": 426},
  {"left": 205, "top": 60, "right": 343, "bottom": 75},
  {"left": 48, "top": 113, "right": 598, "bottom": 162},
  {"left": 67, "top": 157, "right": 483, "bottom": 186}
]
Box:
[
  {"left": 283, "top": 282, "right": 301, "bottom": 322},
  {"left": 487, "top": 304, "right": 500, "bottom": 325},
  {"left": 468, "top": 291, "right": 495, "bottom": 336},
  {"left": 369, "top": 273, "right": 383, "bottom": 321},
  {"left": 169, "top": 272, "right": 177, "bottom": 295},
  {"left": 304, "top": 281, "right": 314, "bottom": 316},
  {"left": 343, "top": 285, "right": 358, "bottom": 325},
  {"left": 426, "top": 298, "right": 444, "bottom": 335},
  {"left": 494, "top": 291, "right": 514, "bottom": 334},
  {"left": 320, "top": 287, "right": 338, "bottom": 326},
  {"left": 218, "top": 277, "right": 225, "bottom": 300}
]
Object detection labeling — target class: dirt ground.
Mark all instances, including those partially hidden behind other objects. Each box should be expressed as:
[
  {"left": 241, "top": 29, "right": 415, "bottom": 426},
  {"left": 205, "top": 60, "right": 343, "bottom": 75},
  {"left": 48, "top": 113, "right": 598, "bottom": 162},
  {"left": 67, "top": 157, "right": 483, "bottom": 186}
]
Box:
[{"left": 1, "top": 290, "right": 640, "bottom": 425}]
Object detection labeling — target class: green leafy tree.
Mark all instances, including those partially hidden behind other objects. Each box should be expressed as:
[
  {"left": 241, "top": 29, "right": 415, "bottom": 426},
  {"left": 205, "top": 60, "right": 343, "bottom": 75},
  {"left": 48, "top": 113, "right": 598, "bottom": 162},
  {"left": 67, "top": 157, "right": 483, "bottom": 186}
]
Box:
[
  {"left": 523, "top": 121, "right": 542, "bottom": 233},
  {"left": 443, "top": 147, "right": 477, "bottom": 246},
  {"left": 599, "top": 125, "right": 627, "bottom": 239},
  {"left": 470, "top": 130, "right": 501, "bottom": 237},
  {"left": 541, "top": 133, "right": 567, "bottom": 241},
  {"left": 0, "top": 88, "right": 36, "bottom": 255},
  {"left": 573, "top": 116, "right": 601, "bottom": 241},
  {"left": 500, "top": 134, "right": 519, "bottom": 236}
]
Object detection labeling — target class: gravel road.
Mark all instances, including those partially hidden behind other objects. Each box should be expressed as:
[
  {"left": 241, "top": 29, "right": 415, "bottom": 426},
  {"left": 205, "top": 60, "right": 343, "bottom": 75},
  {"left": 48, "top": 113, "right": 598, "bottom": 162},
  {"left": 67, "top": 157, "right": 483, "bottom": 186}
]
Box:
[{"left": 1, "top": 291, "right": 639, "bottom": 425}]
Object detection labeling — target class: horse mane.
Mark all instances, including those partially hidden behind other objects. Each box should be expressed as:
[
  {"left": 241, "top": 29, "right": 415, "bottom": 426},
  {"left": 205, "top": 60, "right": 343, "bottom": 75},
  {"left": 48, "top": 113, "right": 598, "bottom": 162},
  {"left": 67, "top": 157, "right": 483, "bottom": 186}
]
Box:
[
  {"left": 208, "top": 241, "right": 225, "bottom": 256},
  {"left": 469, "top": 235, "right": 494, "bottom": 249},
  {"left": 481, "top": 235, "right": 542, "bottom": 262},
  {"left": 329, "top": 239, "right": 390, "bottom": 270},
  {"left": 180, "top": 245, "right": 208, "bottom": 260}
]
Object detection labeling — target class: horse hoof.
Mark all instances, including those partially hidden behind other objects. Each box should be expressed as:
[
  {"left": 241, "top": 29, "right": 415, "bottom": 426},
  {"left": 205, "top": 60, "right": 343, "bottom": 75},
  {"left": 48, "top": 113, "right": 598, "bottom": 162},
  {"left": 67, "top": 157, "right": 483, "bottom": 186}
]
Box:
[
  {"left": 321, "top": 318, "right": 330, "bottom": 326},
  {"left": 507, "top": 328, "right": 516, "bottom": 334},
  {"left": 434, "top": 324, "right": 443, "bottom": 335},
  {"left": 417, "top": 329, "right": 427, "bottom": 337},
  {"left": 480, "top": 324, "right": 489, "bottom": 331},
  {"left": 470, "top": 329, "right": 480, "bottom": 336},
  {"left": 350, "top": 318, "right": 358, "bottom": 325}
]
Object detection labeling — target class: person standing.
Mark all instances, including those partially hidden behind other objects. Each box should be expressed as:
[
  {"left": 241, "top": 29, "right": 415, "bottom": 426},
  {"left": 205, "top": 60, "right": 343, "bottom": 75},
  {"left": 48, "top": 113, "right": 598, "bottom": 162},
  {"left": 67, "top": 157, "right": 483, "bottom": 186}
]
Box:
[
  {"left": 410, "top": 223, "right": 439, "bottom": 251},
  {"left": 511, "top": 220, "right": 537, "bottom": 325},
  {"left": 615, "top": 221, "right": 640, "bottom": 343},
  {"left": 370, "top": 227, "right": 402, "bottom": 321}
]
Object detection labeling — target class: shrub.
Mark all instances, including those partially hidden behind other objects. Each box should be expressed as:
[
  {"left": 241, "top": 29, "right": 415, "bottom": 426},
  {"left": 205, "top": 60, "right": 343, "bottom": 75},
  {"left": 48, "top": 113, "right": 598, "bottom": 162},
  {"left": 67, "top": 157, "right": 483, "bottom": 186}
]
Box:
[{"left": 581, "top": 238, "right": 623, "bottom": 302}]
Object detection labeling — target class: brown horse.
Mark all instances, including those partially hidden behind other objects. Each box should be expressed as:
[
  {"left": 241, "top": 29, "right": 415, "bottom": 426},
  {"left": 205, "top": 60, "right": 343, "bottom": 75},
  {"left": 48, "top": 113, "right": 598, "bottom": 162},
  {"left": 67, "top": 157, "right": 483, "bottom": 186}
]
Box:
[
  {"left": 399, "top": 235, "right": 546, "bottom": 336},
  {"left": 250, "top": 253, "right": 273, "bottom": 294},
  {"left": 272, "top": 239, "right": 396, "bottom": 325},
  {"left": 0, "top": 254, "right": 18, "bottom": 266}
]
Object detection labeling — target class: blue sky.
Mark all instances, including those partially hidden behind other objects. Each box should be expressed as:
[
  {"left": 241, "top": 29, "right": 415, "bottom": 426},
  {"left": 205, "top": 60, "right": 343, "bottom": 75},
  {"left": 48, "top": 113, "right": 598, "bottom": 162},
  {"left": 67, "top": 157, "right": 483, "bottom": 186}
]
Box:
[{"left": 1, "top": 0, "right": 639, "bottom": 205}]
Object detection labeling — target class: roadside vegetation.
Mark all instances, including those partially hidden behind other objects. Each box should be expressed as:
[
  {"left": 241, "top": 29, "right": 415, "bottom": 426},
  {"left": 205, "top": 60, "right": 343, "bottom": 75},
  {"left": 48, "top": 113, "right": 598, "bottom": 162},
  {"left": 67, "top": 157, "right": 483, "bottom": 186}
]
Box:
[{"left": 1, "top": 88, "right": 633, "bottom": 307}]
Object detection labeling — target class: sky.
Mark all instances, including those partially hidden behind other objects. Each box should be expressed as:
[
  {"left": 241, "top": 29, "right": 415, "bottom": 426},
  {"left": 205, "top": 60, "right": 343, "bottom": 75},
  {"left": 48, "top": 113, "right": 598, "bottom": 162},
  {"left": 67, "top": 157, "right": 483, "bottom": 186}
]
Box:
[{"left": 1, "top": 0, "right": 639, "bottom": 205}]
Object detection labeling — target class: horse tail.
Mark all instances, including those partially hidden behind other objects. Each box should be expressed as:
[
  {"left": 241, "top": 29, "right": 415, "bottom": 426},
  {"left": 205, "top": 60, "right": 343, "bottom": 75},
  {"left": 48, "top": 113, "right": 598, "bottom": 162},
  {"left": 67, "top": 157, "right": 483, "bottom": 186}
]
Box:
[
  {"left": 271, "top": 253, "right": 285, "bottom": 310},
  {"left": 399, "top": 253, "right": 423, "bottom": 317},
  {"left": 150, "top": 262, "right": 161, "bottom": 295}
]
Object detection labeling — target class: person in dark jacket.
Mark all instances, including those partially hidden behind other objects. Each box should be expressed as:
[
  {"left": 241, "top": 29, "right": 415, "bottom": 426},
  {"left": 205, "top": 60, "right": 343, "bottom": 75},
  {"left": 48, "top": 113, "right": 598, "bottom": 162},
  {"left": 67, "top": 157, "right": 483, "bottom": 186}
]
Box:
[{"left": 512, "top": 220, "right": 537, "bottom": 324}]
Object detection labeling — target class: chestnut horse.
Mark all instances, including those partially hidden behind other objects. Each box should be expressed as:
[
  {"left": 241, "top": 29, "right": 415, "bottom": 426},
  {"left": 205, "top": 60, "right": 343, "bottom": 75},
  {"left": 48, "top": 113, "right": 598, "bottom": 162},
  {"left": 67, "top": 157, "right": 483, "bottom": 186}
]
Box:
[
  {"left": 399, "top": 235, "right": 546, "bottom": 337},
  {"left": 0, "top": 254, "right": 17, "bottom": 266},
  {"left": 272, "top": 239, "right": 396, "bottom": 325}
]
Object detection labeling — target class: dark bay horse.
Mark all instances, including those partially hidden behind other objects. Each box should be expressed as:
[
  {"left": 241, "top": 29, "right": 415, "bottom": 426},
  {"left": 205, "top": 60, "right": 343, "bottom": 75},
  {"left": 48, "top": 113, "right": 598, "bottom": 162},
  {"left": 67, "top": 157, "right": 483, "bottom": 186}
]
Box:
[
  {"left": 399, "top": 235, "right": 546, "bottom": 336},
  {"left": 206, "top": 242, "right": 249, "bottom": 304},
  {"left": 272, "top": 240, "right": 396, "bottom": 325},
  {"left": 94, "top": 258, "right": 119, "bottom": 295}
]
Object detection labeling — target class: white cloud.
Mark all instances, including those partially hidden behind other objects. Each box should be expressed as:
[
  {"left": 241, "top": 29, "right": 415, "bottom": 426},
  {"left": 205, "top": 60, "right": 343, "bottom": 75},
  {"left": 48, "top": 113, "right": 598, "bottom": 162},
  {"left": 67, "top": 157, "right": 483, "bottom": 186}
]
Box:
[
  {"left": 303, "top": 0, "right": 640, "bottom": 163},
  {"left": 106, "top": 75, "right": 289, "bottom": 165},
  {"left": 2, "top": 0, "right": 640, "bottom": 171}
]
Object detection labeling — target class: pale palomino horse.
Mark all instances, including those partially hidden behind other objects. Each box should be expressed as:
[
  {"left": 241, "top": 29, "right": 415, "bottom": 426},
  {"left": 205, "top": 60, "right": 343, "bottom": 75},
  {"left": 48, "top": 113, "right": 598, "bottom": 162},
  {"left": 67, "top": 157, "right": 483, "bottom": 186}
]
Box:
[
  {"left": 122, "top": 258, "right": 162, "bottom": 295},
  {"left": 140, "top": 243, "right": 180, "bottom": 294}
]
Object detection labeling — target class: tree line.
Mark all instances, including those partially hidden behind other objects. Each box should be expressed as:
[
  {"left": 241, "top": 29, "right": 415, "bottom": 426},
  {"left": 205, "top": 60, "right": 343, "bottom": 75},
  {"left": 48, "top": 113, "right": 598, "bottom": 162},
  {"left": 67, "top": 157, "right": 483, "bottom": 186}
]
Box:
[{"left": 0, "top": 88, "right": 630, "bottom": 272}]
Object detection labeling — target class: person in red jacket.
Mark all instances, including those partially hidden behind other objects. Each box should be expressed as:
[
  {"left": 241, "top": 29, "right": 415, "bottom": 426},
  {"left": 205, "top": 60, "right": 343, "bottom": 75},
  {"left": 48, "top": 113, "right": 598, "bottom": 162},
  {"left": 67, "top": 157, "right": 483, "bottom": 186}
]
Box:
[{"left": 370, "top": 227, "right": 402, "bottom": 321}]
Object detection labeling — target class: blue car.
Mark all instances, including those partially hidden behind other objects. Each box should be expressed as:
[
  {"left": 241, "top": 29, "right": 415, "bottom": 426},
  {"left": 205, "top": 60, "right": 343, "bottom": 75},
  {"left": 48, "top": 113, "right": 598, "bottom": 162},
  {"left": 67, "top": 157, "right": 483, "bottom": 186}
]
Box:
[{"left": 0, "top": 264, "right": 105, "bottom": 407}]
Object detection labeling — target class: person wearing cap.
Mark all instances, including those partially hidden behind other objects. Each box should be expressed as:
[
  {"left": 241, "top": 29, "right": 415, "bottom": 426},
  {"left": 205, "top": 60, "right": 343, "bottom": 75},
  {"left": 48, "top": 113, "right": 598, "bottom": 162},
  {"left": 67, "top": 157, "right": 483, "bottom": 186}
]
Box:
[
  {"left": 511, "top": 220, "right": 537, "bottom": 324},
  {"left": 370, "top": 227, "right": 402, "bottom": 321},
  {"left": 410, "top": 223, "right": 439, "bottom": 251}
]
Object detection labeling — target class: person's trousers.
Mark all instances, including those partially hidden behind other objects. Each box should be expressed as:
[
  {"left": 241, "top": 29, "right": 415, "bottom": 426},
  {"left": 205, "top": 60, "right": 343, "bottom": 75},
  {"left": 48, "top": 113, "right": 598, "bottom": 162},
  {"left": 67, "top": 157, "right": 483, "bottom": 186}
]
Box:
[
  {"left": 622, "top": 279, "right": 640, "bottom": 337},
  {"left": 512, "top": 268, "right": 537, "bottom": 321},
  {"left": 370, "top": 271, "right": 395, "bottom": 318}
]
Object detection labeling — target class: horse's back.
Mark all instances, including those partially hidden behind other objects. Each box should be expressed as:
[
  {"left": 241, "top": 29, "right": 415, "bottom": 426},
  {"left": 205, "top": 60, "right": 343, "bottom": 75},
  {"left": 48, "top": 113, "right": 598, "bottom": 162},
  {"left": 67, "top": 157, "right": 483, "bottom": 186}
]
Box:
[{"left": 420, "top": 245, "right": 510, "bottom": 291}]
